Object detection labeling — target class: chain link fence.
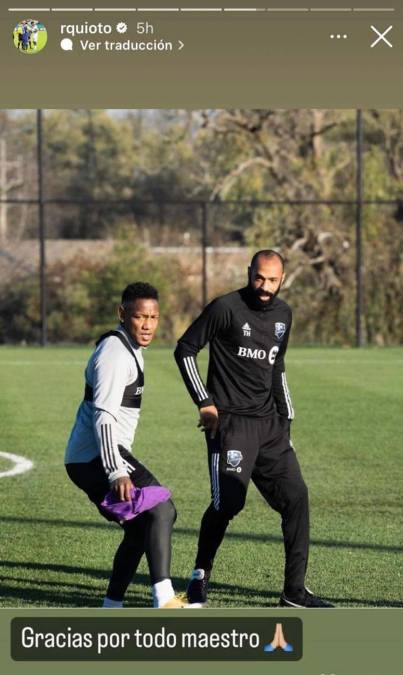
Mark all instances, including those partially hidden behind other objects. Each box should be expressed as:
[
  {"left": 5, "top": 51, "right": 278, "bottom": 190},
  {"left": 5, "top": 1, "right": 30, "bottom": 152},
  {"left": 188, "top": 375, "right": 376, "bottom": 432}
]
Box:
[{"left": 0, "top": 198, "right": 402, "bottom": 346}]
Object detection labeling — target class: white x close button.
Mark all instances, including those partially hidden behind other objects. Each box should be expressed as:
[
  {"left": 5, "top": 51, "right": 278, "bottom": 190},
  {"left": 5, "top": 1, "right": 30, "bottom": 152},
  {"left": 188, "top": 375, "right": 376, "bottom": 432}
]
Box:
[{"left": 370, "top": 25, "right": 393, "bottom": 48}]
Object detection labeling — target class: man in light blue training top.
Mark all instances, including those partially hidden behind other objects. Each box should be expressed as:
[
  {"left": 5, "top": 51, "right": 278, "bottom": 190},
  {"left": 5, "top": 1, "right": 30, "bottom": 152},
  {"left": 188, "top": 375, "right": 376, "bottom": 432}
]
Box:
[{"left": 65, "top": 282, "right": 186, "bottom": 609}]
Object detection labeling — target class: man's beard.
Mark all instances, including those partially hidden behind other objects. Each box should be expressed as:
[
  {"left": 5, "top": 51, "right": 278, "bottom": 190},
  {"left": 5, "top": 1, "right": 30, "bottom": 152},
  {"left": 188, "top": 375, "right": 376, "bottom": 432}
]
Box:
[
  {"left": 256, "top": 289, "right": 274, "bottom": 302},
  {"left": 252, "top": 284, "right": 281, "bottom": 303},
  {"left": 244, "top": 282, "right": 281, "bottom": 311}
]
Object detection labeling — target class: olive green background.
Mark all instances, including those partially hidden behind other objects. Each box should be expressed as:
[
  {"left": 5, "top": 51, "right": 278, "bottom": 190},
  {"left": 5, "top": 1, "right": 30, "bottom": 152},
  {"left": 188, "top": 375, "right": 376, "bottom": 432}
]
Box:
[
  {"left": 1, "top": 0, "right": 403, "bottom": 107},
  {"left": 0, "top": 609, "right": 402, "bottom": 674}
]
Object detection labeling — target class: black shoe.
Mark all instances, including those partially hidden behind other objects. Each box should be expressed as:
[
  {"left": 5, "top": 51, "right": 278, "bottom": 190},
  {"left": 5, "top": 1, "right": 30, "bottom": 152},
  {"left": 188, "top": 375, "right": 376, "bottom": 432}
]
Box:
[
  {"left": 187, "top": 568, "right": 210, "bottom": 606},
  {"left": 280, "top": 587, "right": 334, "bottom": 608}
]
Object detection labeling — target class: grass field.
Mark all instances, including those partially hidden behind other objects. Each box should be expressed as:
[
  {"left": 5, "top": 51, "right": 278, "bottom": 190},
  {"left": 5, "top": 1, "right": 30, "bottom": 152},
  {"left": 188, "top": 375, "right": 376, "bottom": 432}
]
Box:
[{"left": 0, "top": 346, "right": 402, "bottom": 608}]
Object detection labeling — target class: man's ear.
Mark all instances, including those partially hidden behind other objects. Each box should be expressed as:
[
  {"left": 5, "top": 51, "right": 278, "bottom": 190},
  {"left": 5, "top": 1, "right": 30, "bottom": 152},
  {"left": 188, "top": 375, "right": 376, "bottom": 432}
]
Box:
[
  {"left": 247, "top": 266, "right": 252, "bottom": 283},
  {"left": 280, "top": 272, "right": 286, "bottom": 287},
  {"left": 118, "top": 304, "right": 125, "bottom": 323}
]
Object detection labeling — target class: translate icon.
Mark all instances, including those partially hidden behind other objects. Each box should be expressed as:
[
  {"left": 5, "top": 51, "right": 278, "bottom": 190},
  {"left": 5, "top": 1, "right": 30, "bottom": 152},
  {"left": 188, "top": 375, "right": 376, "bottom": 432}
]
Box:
[{"left": 60, "top": 38, "right": 73, "bottom": 51}]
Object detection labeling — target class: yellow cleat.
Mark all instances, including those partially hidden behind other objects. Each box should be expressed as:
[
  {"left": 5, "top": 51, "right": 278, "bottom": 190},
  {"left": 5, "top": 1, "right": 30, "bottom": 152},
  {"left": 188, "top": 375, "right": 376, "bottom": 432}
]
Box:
[{"left": 160, "top": 595, "right": 189, "bottom": 609}]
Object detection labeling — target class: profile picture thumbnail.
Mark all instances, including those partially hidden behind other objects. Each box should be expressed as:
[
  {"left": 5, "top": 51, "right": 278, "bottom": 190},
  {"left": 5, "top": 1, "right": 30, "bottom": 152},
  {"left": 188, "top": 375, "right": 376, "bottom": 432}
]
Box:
[{"left": 13, "top": 19, "right": 48, "bottom": 54}]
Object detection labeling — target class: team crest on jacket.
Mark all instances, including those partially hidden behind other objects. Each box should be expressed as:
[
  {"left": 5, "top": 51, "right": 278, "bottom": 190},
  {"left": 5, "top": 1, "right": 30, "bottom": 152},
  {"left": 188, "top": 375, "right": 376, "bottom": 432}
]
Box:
[
  {"left": 227, "top": 450, "right": 243, "bottom": 467},
  {"left": 274, "top": 322, "right": 286, "bottom": 340}
]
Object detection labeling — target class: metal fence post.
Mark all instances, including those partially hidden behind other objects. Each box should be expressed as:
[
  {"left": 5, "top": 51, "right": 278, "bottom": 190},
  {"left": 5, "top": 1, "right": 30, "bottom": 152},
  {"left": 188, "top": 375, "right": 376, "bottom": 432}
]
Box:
[
  {"left": 201, "top": 202, "right": 208, "bottom": 308},
  {"left": 37, "top": 109, "right": 47, "bottom": 347},
  {"left": 356, "top": 110, "right": 364, "bottom": 348}
]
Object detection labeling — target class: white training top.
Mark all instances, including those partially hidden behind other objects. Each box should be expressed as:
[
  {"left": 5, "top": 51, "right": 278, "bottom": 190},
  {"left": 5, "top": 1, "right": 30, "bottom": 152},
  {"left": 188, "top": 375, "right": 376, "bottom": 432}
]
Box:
[{"left": 64, "top": 325, "right": 144, "bottom": 483}]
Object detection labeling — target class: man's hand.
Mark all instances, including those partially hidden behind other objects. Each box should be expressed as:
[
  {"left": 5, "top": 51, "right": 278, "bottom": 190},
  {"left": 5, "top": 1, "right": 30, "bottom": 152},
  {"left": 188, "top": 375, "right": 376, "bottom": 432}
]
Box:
[
  {"left": 111, "top": 476, "right": 132, "bottom": 502},
  {"left": 198, "top": 405, "right": 219, "bottom": 439}
]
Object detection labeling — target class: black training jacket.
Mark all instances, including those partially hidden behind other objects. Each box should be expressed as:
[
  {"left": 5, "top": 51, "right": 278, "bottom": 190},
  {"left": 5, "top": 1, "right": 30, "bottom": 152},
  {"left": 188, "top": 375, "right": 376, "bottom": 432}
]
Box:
[{"left": 174, "top": 286, "right": 294, "bottom": 419}]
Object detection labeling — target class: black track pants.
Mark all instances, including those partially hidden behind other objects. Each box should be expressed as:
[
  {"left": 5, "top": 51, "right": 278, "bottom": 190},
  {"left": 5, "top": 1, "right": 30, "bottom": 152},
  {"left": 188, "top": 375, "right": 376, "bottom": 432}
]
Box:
[
  {"left": 195, "top": 413, "right": 309, "bottom": 596},
  {"left": 66, "top": 447, "right": 176, "bottom": 600}
]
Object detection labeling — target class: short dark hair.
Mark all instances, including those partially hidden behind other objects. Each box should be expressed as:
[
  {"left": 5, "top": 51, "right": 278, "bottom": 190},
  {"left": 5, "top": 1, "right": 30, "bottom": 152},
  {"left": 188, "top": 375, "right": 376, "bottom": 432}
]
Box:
[
  {"left": 250, "top": 249, "right": 285, "bottom": 270},
  {"left": 121, "top": 282, "right": 159, "bottom": 304}
]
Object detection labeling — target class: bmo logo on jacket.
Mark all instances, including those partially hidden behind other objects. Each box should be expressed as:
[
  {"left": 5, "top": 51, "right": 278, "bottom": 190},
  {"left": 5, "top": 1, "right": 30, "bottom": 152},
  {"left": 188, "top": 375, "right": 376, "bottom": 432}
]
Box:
[{"left": 237, "top": 346, "right": 279, "bottom": 364}]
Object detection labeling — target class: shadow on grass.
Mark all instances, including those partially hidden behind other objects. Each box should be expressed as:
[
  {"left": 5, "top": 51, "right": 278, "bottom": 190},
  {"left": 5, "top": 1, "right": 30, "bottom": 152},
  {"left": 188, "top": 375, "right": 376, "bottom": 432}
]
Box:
[
  {"left": 0, "top": 581, "right": 149, "bottom": 608},
  {"left": 0, "top": 568, "right": 279, "bottom": 608},
  {"left": 0, "top": 563, "right": 152, "bottom": 606},
  {"left": 1, "top": 560, "right": 402, "bottom": 608},
  {"left": 0, "top": 581, "right": 102, "bottom": 607},
  {"left": 2, "top": 515, "right": 402, "bottom": 554}
]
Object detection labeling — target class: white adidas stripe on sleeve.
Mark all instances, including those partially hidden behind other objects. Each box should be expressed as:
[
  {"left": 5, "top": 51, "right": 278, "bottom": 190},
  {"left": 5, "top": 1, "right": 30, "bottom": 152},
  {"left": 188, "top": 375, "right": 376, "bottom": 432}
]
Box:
[
  {"left": 281, "top": 372, "right": 295, "bottom": 419},
  {"left": 183, "top": 356, "right": 209, "bottom": 401}
]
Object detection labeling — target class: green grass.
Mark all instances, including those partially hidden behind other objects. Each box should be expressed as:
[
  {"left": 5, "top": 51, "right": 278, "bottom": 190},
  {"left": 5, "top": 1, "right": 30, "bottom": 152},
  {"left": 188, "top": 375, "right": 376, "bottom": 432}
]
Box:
[{"left": 0, "top": 346, "right": 402, "bottom": 608}]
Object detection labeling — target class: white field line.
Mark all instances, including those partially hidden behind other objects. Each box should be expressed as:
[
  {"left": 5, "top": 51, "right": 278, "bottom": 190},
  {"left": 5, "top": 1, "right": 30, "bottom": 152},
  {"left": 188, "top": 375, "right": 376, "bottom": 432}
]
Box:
[{"left": 0, "top": 451, "right": 34, "bottom": 478}]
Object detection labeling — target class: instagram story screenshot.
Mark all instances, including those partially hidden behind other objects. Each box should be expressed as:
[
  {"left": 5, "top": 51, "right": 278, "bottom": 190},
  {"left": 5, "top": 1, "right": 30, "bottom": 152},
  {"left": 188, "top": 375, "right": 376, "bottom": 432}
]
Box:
[{"left": 0, "top": 2, "right": 402, "bottom": 675}]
